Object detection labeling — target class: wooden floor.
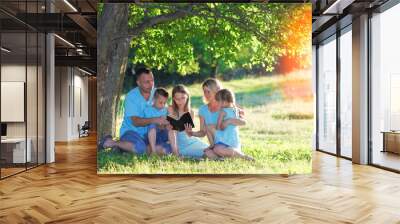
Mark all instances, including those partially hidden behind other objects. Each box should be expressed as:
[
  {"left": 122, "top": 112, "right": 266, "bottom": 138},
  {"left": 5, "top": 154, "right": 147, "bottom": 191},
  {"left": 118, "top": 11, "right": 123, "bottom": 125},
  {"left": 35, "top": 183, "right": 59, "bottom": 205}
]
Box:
[
  {"left": 1, "top": 135, "right": 400, "bottom": 223},
  {"left": 0, "top": 167, "right": 26, "bottom": 178},
  {"left": 1, "top": 163, "right": 44, "bottom": 178},
  {"left": 373, "top": 150, "right": 400, "bottom": 171}
]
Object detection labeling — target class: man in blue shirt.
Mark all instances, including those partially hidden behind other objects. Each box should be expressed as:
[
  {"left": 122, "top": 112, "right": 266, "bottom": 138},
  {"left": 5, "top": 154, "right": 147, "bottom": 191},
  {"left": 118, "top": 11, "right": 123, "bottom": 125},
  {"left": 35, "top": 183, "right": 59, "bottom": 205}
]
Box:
[{"left": 99, "top": 68, "right": 170, "bottom": 154}]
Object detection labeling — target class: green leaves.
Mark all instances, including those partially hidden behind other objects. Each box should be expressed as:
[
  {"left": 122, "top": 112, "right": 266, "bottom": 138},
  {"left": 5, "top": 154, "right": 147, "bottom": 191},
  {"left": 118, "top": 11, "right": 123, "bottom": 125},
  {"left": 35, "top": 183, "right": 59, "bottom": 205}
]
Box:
[{"left": 128, "top": 3, "right": 308, "bottom": 75}]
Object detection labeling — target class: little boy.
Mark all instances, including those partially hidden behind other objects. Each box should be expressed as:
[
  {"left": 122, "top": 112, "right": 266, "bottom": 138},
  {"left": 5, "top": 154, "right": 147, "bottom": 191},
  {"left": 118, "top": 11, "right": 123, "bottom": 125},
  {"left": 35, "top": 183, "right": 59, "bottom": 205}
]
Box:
[{"left": 144, "top": 88, "right": 178, "bottom": 156}]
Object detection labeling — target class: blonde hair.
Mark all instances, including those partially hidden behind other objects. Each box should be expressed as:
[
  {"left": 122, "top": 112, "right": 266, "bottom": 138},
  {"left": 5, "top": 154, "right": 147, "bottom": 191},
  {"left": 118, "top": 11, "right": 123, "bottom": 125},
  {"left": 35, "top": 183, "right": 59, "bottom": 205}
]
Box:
[
  {"left": 215, "top": 89, "right": 235, "bottom": 105},
  {"left": 171, "top": 84, "right": 191, "bottom": 116},
  {"left": 202, "top": 78, "right": 222, "bottom": 103}
]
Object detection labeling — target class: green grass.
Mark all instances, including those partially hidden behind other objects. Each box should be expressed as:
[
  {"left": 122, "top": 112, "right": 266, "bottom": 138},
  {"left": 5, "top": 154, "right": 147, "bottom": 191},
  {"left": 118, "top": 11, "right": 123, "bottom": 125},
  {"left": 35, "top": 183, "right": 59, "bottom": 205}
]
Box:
[{"left": 98, "top": 73, "right": 313, "bottom": 174}]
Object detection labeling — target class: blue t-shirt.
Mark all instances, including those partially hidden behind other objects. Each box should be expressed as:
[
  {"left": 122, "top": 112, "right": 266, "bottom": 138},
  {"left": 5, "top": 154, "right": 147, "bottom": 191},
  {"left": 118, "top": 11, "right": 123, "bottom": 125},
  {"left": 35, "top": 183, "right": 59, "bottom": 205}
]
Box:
[
  {"left": 144, "top": 105, "right": 168, "bottom": 131},
  {"left": 119, "top": 87, "right": 155, "bottom": 138},
  {"left": 198, "top": 104, "right": 219, "bottom": 125},
  {"left": 144, "top": 105, "right": 168, "bottom": 119}
]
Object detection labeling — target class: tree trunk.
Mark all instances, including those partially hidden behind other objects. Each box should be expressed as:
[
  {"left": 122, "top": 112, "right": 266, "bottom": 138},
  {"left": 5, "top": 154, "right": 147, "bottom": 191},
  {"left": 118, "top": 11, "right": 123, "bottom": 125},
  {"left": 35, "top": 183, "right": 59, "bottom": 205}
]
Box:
[
  {"left": 97, "top": 4, "right": 130, "bottom": 139},
  {"left": 97, "top": 4, "right": 192, "bottom": 141},
  {"left": 211, "top": 63, "right": 218, "bottom": 78}
]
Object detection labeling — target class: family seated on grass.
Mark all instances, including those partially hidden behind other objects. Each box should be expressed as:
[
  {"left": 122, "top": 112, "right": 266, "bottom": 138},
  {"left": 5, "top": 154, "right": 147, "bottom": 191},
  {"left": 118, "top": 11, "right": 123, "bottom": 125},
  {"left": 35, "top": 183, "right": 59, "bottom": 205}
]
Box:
[{"left": 99, "top": 68, "right": 253, "bottom": 161}]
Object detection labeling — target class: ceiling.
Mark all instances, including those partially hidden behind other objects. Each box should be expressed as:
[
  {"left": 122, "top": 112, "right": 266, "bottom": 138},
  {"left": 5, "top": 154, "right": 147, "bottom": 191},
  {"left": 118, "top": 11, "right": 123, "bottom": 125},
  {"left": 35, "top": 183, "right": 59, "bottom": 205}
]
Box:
[
  {"left": 2, "top": 0, "right": 395, "bottom": 74},
  {"left": 312, "top": 0, "right": 390, "bottom": 44},
  {"left": 0, "top": 0, "right": 98, "bottom": 74}
]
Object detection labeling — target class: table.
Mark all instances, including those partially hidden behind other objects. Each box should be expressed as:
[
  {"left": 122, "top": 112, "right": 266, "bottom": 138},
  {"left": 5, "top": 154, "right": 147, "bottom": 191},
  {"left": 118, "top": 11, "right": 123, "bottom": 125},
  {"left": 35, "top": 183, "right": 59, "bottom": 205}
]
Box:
[
  {"left": 381, "top": 131, "right": 400, "bottom": 154},
  {"left": 1, "top": 138, "right": 31, "bottom": 163}
]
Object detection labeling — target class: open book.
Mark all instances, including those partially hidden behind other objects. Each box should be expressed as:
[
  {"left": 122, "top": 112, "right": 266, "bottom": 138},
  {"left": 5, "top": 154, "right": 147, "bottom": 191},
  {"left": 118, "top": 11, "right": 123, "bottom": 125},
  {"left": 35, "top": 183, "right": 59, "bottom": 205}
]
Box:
[{"left": 167, "top": 112, "right": 195, "bottom": 132}]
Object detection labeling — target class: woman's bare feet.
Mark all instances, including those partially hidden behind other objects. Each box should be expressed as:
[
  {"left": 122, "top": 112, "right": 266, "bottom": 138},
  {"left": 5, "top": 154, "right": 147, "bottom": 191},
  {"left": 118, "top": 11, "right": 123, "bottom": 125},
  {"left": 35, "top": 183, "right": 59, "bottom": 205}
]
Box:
[{"left": 204, "top": 147, "right": 219, "bottom": 160}]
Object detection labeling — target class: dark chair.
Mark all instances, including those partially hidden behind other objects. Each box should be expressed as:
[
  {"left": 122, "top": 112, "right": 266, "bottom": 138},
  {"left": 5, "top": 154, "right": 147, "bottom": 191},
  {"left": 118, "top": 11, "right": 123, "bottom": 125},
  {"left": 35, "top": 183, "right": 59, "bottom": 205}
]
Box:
[{"left": 78, "top": 121, "right": 90, "bottom": 138}]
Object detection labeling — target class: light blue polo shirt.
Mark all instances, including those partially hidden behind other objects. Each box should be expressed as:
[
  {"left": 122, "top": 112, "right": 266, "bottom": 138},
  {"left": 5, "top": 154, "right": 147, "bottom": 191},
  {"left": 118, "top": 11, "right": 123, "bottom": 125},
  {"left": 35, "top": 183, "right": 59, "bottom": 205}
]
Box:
[
  {"left": 144, "top": 105, "right": 168, "bottom": 132},
  {"left": 144, "top": 105, "right": 168, "bottom": 119},
  {"left": 198, "top": 104, "right": 219, "bottom": 125},
  {"left": 120, "top": 87, "right": 155, "bottom": 138}
]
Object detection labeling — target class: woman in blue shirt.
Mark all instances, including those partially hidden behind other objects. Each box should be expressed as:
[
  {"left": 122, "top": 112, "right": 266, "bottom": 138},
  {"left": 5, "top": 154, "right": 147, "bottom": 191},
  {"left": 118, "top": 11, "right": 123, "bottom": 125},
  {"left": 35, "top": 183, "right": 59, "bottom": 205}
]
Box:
[
  {"left": 185, "top": 79, "right": 221, "bottom": 145},
  {"left": 185, "top": 78, "right": 245, "bottom": 159},
  {"left": 184, "top": 79, "right": 221, "bottom": 160}
]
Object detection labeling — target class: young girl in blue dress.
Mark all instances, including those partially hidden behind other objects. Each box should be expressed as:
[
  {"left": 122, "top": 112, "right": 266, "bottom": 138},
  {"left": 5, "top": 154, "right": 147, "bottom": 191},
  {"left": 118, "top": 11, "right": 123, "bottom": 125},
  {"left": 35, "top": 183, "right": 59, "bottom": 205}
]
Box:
[
  {"left": 168, "top": 85, "right": 209, "bottom": 158},
  {"left": 212, "top": 89, "right": 254, "bottom": 160}
]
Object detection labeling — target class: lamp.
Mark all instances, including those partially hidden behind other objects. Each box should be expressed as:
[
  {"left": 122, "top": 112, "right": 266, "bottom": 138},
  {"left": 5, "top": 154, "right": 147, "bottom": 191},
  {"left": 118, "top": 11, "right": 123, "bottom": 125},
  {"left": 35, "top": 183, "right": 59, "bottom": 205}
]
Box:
[
  {"left": 54, "top": 34, "right": 75, "bottom": 48},
  {"left": 78, "top": 67, "right": 93, "bottom": 76},
  {"left": 1, "top": 47, "right": 11, "bottom": 53},
  {"left": 63, "top": 0, "right": 78, "bottom": 12},
  {"left": 322, "top": 0, "right": 355, "bottom": 15}
]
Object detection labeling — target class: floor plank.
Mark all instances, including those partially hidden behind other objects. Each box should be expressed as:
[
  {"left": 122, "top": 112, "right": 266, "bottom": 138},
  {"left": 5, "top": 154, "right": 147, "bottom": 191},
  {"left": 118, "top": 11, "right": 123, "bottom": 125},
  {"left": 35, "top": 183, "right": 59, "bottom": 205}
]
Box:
[{"left": 0, "top": 135, "right": 400, "bottom": 223}]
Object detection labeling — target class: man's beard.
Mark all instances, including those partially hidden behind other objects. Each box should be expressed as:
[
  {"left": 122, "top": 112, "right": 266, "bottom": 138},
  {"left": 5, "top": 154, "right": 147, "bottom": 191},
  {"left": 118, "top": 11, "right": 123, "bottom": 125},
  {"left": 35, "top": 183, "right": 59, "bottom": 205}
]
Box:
[{"left": 140, "top": 86, "right": 152, "bottom": 94}]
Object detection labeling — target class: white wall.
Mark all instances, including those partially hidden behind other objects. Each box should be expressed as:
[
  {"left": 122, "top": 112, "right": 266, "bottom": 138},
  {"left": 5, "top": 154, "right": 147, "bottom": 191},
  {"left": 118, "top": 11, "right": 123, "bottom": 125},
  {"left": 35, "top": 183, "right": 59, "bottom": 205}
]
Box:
[
  {"left": 1, "top": 65, "right": 40, "bottom": 136},
  {"left": 1, "top": 63, "right": 46, "bottom": 164},
  {"left": 1, "top": 64, "right": 26, "bottom": 139},
  {"left": 55, "top": 66, "right": 69, "bottom": 141},
  {"left": 1, "top": 64, "right": 26, "bottom": 82},
  {"left": 72, "top": 72, "right": 89, "bottom": 138},
  {"left": 54, "top": 67, "right": 89, "bottom": 141}
]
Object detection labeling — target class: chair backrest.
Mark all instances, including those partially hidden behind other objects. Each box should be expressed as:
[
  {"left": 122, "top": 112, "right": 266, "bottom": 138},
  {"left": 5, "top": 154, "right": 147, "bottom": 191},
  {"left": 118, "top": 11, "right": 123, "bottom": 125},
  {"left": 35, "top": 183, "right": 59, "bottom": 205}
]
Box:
[{"left": 82, "top": 121, "right": 90, "bottom": 129}]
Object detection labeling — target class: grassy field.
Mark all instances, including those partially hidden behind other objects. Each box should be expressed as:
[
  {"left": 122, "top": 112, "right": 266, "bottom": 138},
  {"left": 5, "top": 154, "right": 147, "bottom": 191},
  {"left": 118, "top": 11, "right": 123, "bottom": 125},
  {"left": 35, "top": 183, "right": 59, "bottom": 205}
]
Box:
[{"left": 98, "top": 72, "right": 314, "bottom": 174}]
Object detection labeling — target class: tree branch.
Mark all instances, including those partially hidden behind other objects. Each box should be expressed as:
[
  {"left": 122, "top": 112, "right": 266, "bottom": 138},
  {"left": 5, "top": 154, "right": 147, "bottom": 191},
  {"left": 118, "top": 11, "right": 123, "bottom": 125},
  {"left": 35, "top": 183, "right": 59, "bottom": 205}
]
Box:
[
  {"left": 210, "top": 8, "right": 270, "bottom": 43},
  {"left": 110, "top": 3, "right": 284, "bottom": 46},
  {"left": 112, "top": 4, "right": 194, "bottom": 42}
]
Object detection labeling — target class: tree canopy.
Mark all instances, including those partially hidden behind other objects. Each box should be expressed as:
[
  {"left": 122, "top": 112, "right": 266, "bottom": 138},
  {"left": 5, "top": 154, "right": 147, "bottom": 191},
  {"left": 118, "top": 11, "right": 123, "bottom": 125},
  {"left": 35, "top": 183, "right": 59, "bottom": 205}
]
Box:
[{"left": 128, "top": 3, "right": 311, "bottom": 76}]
